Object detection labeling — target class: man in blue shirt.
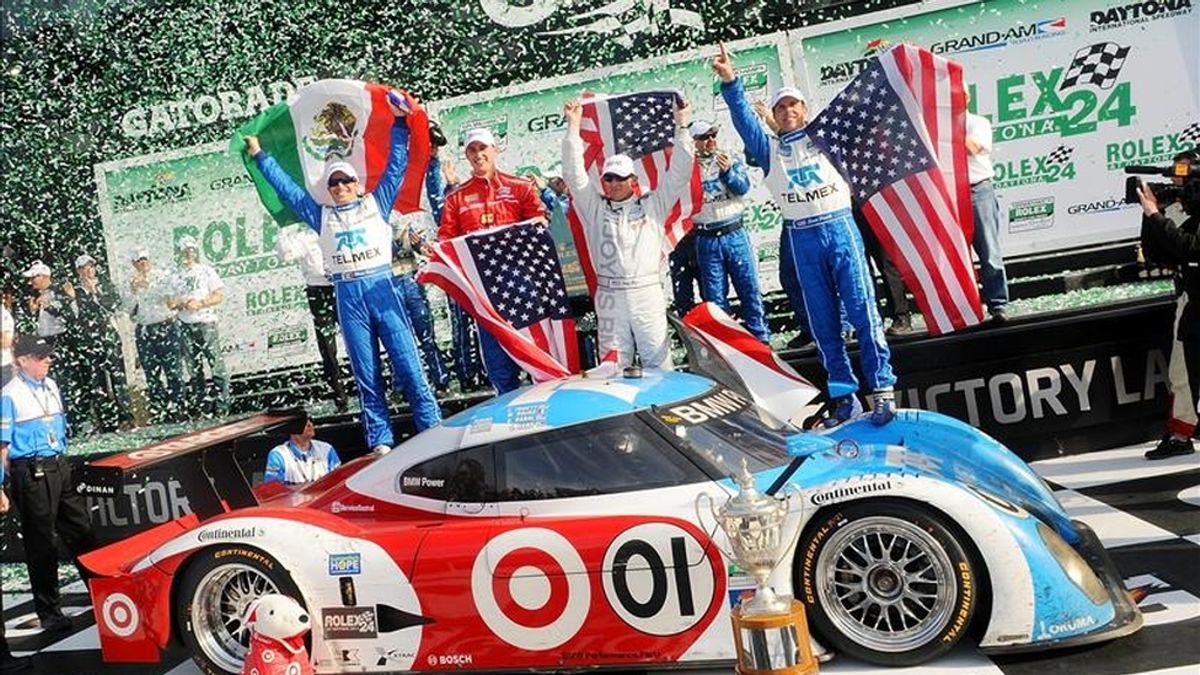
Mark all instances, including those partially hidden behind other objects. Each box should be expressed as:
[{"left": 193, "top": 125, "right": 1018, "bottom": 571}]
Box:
[
  {"left": 0, "top": 336, "right": 95, "bottom": 633},
  {"left": 689, "top": 120, "right": 770, "bottom": 342},
  {"left": 264, "top": 412, "right": 341, "bottom": 485},
  {"left": 714, "top": 44, "right": 896, "bottom": 426},
  {"left": 244, "top": 96, "right": 441, "bottom": 453}
]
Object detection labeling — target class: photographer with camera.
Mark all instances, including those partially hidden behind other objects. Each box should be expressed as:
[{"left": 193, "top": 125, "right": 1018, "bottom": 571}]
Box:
[{"left": 1134, "top": 148, "right": 1200, "bottom": 460}]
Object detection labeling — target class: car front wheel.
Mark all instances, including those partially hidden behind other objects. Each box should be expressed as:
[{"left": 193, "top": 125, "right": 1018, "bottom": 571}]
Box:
[
  {"left": 176, "top": 545, "right": 304, "bottom": 675},
  {"left": 796, "top": 500, "right": 980, "bottom": 667}
]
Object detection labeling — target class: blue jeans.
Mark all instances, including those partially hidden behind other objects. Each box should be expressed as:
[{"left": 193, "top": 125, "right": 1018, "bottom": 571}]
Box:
[
  {"left": 695, "top": 225, "right": 769, "bottom": 342},
  {"left": 392, "top": 274, "right": 451, "bottom": 390},
  {"left": 450, "top": 304, "right": 484, "bottom": 386},
  {"left": 178, "top": 321, "right": 230, "bottom": 416},
  {"left": 135, "top": 320, "right": 186, "bottom": 422},
  {"left": 479, "top": 329, "right": 522, "bottom": 394},
  {"left": 668, "top": 234, "right": 699, "bottom": 315},
  {"left": 971, "top": 179, "right": 1009, "bottom": 310},
  {"left": 334, "top": 270, "right": 441, "bottom": 447},
  {"left": 783, "top": 213, "right": 896, "bottom": 397}
]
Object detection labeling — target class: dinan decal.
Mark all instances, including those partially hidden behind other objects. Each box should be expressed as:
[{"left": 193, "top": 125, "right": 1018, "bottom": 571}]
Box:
[
  {"left": 810, "top": 481, "right": 893, "bottom": 506},
  {"left": 600, "top": 523, "right": 717, "bottom": 637},
  {"left": 661, "top": 389, "right": 749, "bottom": 425},
  {"left": 471, "top": 528, "right": 590, "bottom": 650}
]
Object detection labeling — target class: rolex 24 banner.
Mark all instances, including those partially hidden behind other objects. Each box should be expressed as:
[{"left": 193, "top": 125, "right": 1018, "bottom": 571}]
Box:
[{"left": 230, "top": 79, "right": 431, "bottom": 225}]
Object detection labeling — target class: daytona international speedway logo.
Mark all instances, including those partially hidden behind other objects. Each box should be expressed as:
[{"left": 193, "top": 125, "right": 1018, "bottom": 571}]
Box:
[
  {"left": 302, "top": 101, "right": 359, "bottom": 161},
  {"left": 929, "top": 16, "right": 1067, "bottom": 55},
  {"left": 818, "top": 37, "right": 891, "bottom": 85},
  {"left": 1090, "top": 0, "right": 1194, "bottom": 32}
]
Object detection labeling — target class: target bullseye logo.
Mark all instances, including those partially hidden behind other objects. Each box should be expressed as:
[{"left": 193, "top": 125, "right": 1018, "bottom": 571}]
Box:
[
  {"left": 101, "top": 593, "right": 140, "bottom": 637},
  {"left": 472, "top": 528, "right": 589, "bottom": 650}
]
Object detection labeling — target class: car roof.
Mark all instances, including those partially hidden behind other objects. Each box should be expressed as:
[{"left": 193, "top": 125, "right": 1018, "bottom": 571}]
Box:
[
  {"left": 344, "top": 371, "right": 719, "bottom": 501},
  {"left": 444, "top": 370, "right": 716, "bottom": 432}
]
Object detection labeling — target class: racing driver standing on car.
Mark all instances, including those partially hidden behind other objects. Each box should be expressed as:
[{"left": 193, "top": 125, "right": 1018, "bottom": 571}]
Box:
[
  {"left": 435, "top": 128, "right": 546, "bottom": 394},
  {"left": 714, "top": 44, "right": 897, "bottom": 426},
  {"left": 560, "top": 96, "right": 696, "bottom": 371},
  {"left": 244, "top": 97, "right": 441, "bottom": 453}
]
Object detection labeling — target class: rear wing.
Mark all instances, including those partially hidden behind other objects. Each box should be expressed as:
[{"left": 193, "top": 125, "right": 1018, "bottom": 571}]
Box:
[{"left": 78, "top": 409, "right": 303, "bottom": 522}]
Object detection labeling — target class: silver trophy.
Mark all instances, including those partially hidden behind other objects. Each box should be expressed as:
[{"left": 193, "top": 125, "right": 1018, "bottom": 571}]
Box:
[{"left": 699, "top": 459, "right": 802, "bottom": 615}]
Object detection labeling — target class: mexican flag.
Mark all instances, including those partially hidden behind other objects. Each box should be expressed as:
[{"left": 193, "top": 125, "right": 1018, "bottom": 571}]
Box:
[{"left": 230, "top": 79, "right": 431, "bottom": 226}]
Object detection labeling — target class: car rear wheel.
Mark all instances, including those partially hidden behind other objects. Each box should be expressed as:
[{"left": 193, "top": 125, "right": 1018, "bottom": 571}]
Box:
[
  {"left": 796, "top": 500, "right": 979, "bottom": 666},
  {"left": 176, "top": 546, "right": 304, "bottom": 675}
]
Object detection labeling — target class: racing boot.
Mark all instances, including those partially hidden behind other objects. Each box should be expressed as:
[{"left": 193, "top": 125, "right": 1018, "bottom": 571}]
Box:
[
  {"left": 871, "top": 388, "right": 896, "bottom": 426},
  {"left": 1144, "top": 434, "right": 1195, "bottom": 460},
  {"left": 822, "top": 395, "right": 864, "bottom": 428}
]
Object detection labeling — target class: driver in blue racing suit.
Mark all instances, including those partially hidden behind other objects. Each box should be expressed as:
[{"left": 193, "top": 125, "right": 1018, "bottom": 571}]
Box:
[
  {"left": 714, "top": 45, "right": 896, "bottom": 425},
  {"left": 244, "top": 102, "right": 442, "bottom": 451}
]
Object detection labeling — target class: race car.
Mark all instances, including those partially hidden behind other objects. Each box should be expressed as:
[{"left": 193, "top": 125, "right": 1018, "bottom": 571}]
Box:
[{"left": 79, "top": 308, "right": 1141, "bottom": 674}]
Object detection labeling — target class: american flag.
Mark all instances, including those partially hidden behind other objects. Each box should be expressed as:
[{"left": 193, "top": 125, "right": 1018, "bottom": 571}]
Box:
[
  {"left": 805, "top": 44, "right": 983, "bottom": 334},
  {"left": 569, "top": 90, "right": 703, "bottom": 295},
  {"left": 417, "top": 221, "right": 579, "bottom": 382}
]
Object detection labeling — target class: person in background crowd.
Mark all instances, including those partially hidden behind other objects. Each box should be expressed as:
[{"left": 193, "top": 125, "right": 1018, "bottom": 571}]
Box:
[
  {"left": 436, "top": 127, "right": 546, "bottom": 393},
  {"left": 22, "top": 260, "right": 77, "bottom": 413},
  {"left": 427, "top": 146, "right": 487, "bottom": 393},
  {"left": 0, "top": 454, "right": 31, "bottom": 672},
  {"left": 70, "top": 254, "right": 133, "bottom": 431},
  {"left": 1, "top": 295, "right": 13, "bottom": 385},
  {"left": 126, "top": 249, "right": 187, "bottom": 423},
  {"left": 668, "top": 230, "right": 700, "bottom": 316},
  {"left": 1137, "top": 154, "right": 1199, "bottom": 460},
  {"left": 275, "top": 225, "right": 351, "bottom": 411},
  {"left": 245, "top": 96, "right": 442, "bottom": 453},
  {"left": 390, "top": 210, "right": 452, "bottom": 394},
  {"left": 966, "top": 93, "right": 1009, "bottom": 323},
  {"left": 263, "top": 411, "right": 341, "bottom": 485},
  {"left": 1, "top": 336, "right": 95, "bottom": 634},
  {"left": 561, "top": 97, "right": 696, "bottom": 370},
  {"left": 853, "top": 203, "right": 913, "bottom": 335},
  {"left": 715, "top": 44, "right": 896, "bottom": 426},
  {"left": 690, "top": 120, "right": 770, "bottom": 342},
  {"left": 530, "top": 172, "right": 570, "bottom": 217},
  {"left": 168, "top": 237, "right": 231, "bottom": 417}
]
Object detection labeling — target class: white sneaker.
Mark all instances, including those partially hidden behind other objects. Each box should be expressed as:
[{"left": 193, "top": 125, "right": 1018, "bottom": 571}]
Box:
[{"left": 372, "top": 444, "right": 392, "bottom": 455}]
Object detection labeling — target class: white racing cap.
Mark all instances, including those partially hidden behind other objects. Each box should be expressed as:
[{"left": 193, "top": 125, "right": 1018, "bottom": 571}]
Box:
[
  {"left": 770, "top": 86, "right": 807, "bottom": 108},
  {"left": 462, "top": 128, "right": 497, "bottom": 149},
  {"left": 22, "top": 260, "right": 51, "bottom": 277},
  {"left": 601, "top": 154, "right": 636, "bottom": 178}
]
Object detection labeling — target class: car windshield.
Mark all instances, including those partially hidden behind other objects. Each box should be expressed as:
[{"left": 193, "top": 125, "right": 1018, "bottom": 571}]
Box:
[{"left": 650, "top": 387, "right": 794, "bottom": 478}]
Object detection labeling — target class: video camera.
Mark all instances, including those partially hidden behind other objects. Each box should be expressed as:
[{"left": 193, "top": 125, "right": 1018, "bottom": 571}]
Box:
[{"left": 1123, "top": 150, "right": 1200, "bottom": 206}]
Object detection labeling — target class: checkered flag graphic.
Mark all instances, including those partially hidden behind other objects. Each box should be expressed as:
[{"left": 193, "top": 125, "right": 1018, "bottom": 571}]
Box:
[
  {"left": 1181, "top": 121, "right": 1200, "bottom": 145},
  {"left": 1059, "top": 42, "right": 1130, "bottom": 90},
  {"left": 1046, "top": 145, "right": 1074, "bottom": 164}
]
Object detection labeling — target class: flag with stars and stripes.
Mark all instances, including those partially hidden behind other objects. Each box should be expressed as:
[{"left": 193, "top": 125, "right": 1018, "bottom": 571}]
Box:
[
  {"left": 569, "top": 89, "right": 703, "bottom": 295},
  {"left": 417, "top": 221, "right": 579, "bottom": 382},
  {"left": 805, "top": 44, "right": 983, "bottom": 335}
]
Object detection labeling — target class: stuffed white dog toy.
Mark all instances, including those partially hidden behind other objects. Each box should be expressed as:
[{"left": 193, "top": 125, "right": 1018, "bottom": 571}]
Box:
[{"left": 241, "top": 593, "right": 313, "bottom": 675}]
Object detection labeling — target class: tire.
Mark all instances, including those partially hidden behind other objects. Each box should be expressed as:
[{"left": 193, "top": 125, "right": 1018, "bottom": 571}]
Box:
[
  {"left": 795, "top": 500, "right": 979, "bottom": 667},
  {"left": 176, "top": 545, "right": 305, "bottom": 675}
]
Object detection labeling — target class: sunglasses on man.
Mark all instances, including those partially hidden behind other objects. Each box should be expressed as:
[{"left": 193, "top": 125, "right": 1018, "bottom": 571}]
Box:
[
  {"left": 327, "top": 176, "right": 357, "bottom": 187},
  {"left": 602, "top": 173, "right": 631, "bottom": 183}
]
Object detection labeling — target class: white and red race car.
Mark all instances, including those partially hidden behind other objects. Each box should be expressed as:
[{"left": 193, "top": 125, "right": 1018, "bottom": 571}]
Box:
[{"left": 79, "top": 316, "right": 1140, "bottom": 674}]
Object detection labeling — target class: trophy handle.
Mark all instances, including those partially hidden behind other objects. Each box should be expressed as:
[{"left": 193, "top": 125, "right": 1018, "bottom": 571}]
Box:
[
  {"left": 771, "top": 484, "right": 806, "bottom": 573},
  {"left": 694, "top": 491, "right": 734, "bottom": 563}
]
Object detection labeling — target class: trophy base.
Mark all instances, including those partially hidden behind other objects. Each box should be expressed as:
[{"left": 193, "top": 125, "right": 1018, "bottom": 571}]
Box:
[{"left": 732, "top": 600, "right": 819, "bottom": 675}]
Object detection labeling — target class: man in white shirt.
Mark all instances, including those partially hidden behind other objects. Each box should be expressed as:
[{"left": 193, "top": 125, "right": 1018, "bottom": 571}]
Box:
[
  {"left": 127, "top": 249, "right": 187, "bottom": 422},
  {"left": 168, "top": 237, "right": 230, "bottom": 416},
  {"left": 263, "top": 412, "right": 341, "bottom": 485},
  {"left": 275, "top": 226, "right": 350, "bottom": 411},
  {"left": 965, "top": 98, "right": 1010, "bottom": 323}
]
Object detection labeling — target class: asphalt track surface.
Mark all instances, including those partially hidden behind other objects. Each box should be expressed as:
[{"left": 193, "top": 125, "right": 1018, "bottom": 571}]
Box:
[{"left": 4, "top": 441, "right": 1198, "bottom": 675}]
